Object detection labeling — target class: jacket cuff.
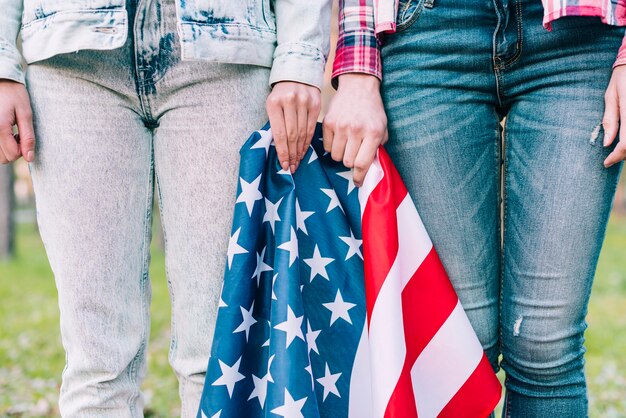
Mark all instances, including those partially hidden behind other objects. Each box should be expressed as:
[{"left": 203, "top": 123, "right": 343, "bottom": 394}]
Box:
[
  {"left": 269, "top": 42, "right": 326, "bottom": 90},
  {"left": 0, "top": 40, "right": 25, "bottom": 84}
]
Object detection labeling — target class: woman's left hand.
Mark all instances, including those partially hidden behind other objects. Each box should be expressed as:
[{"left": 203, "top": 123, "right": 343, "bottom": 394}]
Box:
[
  {"left": 266, "top": 82, "right": 322, "bottom": 173},
  {"left": 602, "top": 65, "right": 626, "bottom": 167}
]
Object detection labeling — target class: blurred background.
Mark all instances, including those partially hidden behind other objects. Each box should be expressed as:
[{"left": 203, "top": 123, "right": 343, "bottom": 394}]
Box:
[{"left": 2, "top": 3, "right": 626, "bottom": 417}]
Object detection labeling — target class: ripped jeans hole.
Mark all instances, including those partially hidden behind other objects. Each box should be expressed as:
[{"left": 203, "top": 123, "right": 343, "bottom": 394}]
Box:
[
  {"left": 513, "top": 316, "right": 523, "bottom": 336},
  {"left": 589, "top": 123, "right": 603, "bottom": 145}
]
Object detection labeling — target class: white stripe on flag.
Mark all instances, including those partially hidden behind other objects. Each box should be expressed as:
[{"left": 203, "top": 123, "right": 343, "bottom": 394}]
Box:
[
  {"left": 358, "top": 153, "right": 384, "bottom": 217},
  {"left": 366, "top": 194, "right": 432, "bottom": 418},
  {"left": 395, "top": 194, "right": 433, "bottom": 290},
  {"left": 410, "top": 301, "right": 485, "bottom": 418},
  {"left": 348, "top": 323, "right": 374, "bottom": 418},
  {"left": 368, "top": 258, "right": 407, "bottom": 418}
]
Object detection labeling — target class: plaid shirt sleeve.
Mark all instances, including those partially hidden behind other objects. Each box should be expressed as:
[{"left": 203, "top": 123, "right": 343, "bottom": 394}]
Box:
[{"left": 331, "top": 0, "right": 382, "bottom": 89}]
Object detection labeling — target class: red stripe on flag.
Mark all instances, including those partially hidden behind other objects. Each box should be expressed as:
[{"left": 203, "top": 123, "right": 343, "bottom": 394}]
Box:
[
  {"left": 438, "top": 354, "right": 502, "bottom": 418},
  {"left": 361, "top": 148, "right": 409, "bottom": 325},
  {"left": 401, "top": 248, "right": 459, "bottom": 359},
  {"left": 384, "top": 366, "right": 419, "bottom": 418},
  {"left": 383, "top": 248, "right": 460, "bottom": 418}
]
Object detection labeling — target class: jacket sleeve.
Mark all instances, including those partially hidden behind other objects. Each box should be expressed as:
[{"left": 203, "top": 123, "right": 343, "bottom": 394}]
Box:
[
  {"left": 331, "top": 0, "right": 381, "bottom": 89},
  {"left": 0, "top": 0, "right": 25, "bottom": 84},
  {"left": 269, "top": 0, "right": 332, "bottom": 90}
]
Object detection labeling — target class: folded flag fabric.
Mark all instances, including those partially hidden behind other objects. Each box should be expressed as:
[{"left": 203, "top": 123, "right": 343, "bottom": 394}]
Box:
[{"left": 197, "top": 123, "right": 502, "bottom": 418}]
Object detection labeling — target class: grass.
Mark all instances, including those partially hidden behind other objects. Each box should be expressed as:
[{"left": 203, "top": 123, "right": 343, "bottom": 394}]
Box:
[{"left": 1, "top": 216, "right": 625, "bottom": 417}]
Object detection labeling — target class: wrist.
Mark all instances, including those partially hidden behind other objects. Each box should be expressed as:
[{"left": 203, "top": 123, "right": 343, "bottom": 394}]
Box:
[{"left": 337, "top": 73, "right": 381, "bottom": 92}]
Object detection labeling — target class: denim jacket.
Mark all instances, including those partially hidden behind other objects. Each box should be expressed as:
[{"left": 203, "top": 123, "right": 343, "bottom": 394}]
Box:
[{"left": 0, "top": 0, "right": 331, "bottom": 89}]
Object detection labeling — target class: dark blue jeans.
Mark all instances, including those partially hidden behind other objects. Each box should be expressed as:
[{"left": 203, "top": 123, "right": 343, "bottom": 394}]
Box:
[{"left": 381, "top": 0, "right": 624, "bottom": 416}]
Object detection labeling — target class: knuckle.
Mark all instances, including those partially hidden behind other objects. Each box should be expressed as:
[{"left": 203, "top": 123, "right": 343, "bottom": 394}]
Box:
[
  {"left": 323, "top": 117, "right": 334, "bottom": 130},
  {"left": 267, "top": 95, "right": 280, "bottom": 107},
  {"left": 297, "top": 94, "right": 308, "bottom": 106},
  {"left": 284, "top": 91, "right": 297, "bottom": 103},
  {"left": 337, "top": 120, "right": 350, "bottom": 131},
  {"left": 343, "top": 158, "right": 354, "bottom": 168}
]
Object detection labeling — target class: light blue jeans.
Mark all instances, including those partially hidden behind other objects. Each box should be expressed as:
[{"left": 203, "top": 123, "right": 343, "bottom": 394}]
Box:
[
  {"left": 381, "top": 0, "right": 623, "bottom": 416},
  {"left": 26, "top": 0, "right": 270, "bottom": 416}
]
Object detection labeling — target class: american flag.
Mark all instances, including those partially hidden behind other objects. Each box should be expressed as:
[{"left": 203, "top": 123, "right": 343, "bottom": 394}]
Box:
[{"left": 197, "top": 123, "right": 502, "bottom": 418}]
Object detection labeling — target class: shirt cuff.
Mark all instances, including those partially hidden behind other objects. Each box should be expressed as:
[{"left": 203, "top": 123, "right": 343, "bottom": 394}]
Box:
[{"left": 331, "top": 31, "right": 382, "bottom": 89}]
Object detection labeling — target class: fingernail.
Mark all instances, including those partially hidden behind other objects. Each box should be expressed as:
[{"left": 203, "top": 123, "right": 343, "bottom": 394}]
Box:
[
  {"left": 282, "top": 162, "right": 289, "bottom": 171},
  {"left": 290, "top": 164, "right": 296, "bottom": 173},
  {"left": 27, "top": 151, "right": 34, "bottom": 162}
]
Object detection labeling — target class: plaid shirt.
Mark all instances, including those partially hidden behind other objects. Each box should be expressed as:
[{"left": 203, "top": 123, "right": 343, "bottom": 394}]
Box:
[{"left": 332, "top": 0, "right": 626, "bottom": 85}]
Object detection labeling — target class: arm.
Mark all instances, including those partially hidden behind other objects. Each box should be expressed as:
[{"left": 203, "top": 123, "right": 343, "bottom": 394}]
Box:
[
  {"left": 266, "top": 0, "right": 332, "bottom": 173},
  {"left": 603, "top": 35, "right": 626, "bottom": 167},
  {"left": 323, "top": 0, "right": 387, "bottom": 187},
  {"left": 0, "top": 0, "right": 36, "bottom": 164}
]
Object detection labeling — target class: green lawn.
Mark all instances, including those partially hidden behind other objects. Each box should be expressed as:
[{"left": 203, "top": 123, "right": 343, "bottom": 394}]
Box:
[{"left": 1, "top": 217, "right": 625, "bottom": 417}]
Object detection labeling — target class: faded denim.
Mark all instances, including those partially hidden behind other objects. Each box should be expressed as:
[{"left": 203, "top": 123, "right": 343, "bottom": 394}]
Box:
[
  {"left": 26, "top": 0, "right": 270, "bottom": 416},
  {"left": 0, "top": 0, "right": 330, "bottom": 88},
  {"left": 381, "top": 0, "right": 624, "bottom": 417}
]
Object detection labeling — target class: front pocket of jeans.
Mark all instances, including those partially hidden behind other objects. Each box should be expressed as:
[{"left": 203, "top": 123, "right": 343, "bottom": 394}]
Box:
[{"left": 395, "top": 0, "right": 425, "bottom": 32}]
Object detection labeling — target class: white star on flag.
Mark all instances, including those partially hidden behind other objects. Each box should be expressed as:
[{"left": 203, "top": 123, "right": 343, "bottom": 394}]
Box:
[
  {"left": 304, "top": 245, "right": 334, "bottom": 282},
  {"left": 321, "top": 188, "right": 344, "bottom": 213},
  {"left": 273, "top": 306, "right": 305, "bottom": 349},
  {"left": 250, "top": 128, "right": 273, "bottom": 157},
  {"left": 295, "top": 199, "right": 314, "bottom": 235},
  {"left": 308, "top": 145, "right": 318, "bottom": 164},
  {"left": 263, "top": 197, "right": 283, "bottom": 233},
  {"left": 270, "top": 389, "right": 307, "bottom": 418},
  {"left": 323, "top": 290, "right": 356, "bottom": 326},
  {"left": 227, "top": 227, "right": 248, "bottom": 269},
  {"left": 252, "top": 247, "right": 273, "bottom": 286},
  {"left": 339, "top": 230, "right": 363, "bottom": 261},
  {"left": 200, "top": 410, "right": 221, "bottom": 418},
  {"left": 316, "top": 363, "right": 342, "bottom": 401},
  {"left": 336, "top": 170, "right": 356, "bottom": 194},
  {"left": 248, "top": 373, "right": 269, "bottom": 408},
  {"left": 218, "top": 297, "right": 227, "bottom": 308},
  {"left": 212, "top": 357, "right": 245, "bottom": 397},
  {"left": 306, "top": 320, "right": 321, "bottom": 355},
  {"left": 233, "top": 301, "right": 257, "bottom": 342},
  {"left": 277, "top": 227, "right": 299, "bottom": 267},
  {"left": 236, "top": 174, "right": 263, "bottom": 216}
]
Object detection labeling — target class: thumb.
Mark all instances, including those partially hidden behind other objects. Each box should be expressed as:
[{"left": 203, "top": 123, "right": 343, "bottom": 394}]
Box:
[{"left": 16, "top": 106, "right": 35, "bottom": 162}]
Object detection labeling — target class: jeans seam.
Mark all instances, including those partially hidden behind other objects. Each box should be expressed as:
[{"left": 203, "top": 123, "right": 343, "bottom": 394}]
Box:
[
  {"left": 154, "top": 165, "right": 180, "bottom": 403},
  {"left": 498, "top": 115, "right": 508, "bottom": 378},
  {"left": 126, "top": 138, "right": 155, "bottom": 416}
]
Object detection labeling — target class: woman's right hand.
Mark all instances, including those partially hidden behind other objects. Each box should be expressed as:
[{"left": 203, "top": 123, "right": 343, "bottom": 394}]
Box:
[
  {"left": 322, "top": 73, "right": 388, "bottom": 187},
  {"left": 0, "top": 79, "right": 35, "bottom": 164}
]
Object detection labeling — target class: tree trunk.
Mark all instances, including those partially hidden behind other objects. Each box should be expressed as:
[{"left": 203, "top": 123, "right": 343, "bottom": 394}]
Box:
[{"left": 0, "top": 163, "right": 14, "bottom": 259}]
